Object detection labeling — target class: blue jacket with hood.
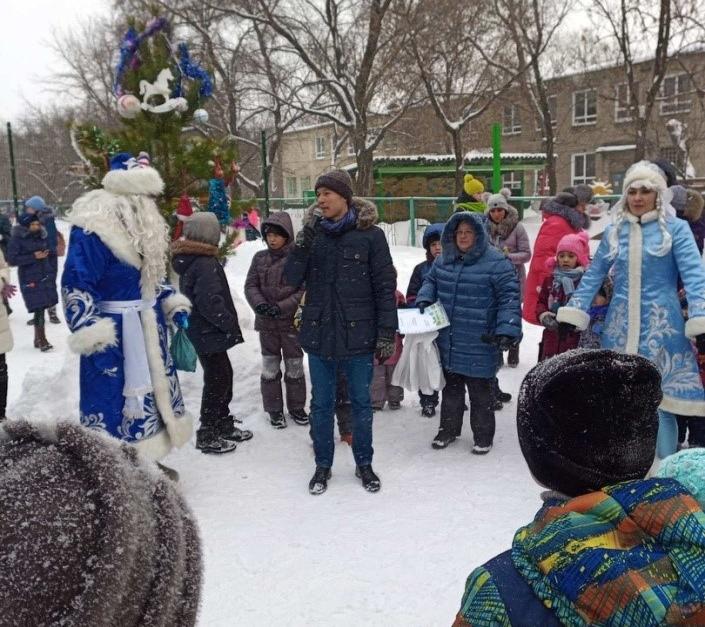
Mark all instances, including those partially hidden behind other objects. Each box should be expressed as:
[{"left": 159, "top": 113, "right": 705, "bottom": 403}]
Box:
[{"left": 415, "top": 212, "right": 521, "bottom": 378}]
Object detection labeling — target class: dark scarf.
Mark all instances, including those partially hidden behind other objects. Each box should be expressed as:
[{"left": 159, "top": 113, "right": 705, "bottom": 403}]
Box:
[{"left": 320, "top": 206, "right": 358, "bottom": 235}]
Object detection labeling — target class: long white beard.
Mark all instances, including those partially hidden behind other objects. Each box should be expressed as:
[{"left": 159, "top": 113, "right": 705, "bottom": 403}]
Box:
[{"left": 67, "top": 190, "right": 170, "bottom": 297}]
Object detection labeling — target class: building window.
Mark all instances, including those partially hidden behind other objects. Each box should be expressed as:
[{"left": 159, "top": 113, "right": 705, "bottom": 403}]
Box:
[
  {"left": 286, "top": 177, "right": 297, "bottom": 197},
  {"left": 502, "top": 105, "right": 521, "bottom": 135},
  {"left": 502, "top": 171, "right": 522, "bottom": 192},
  {"left": 659, "top": 146, "right": 685, "bottom": 174},
  {"left": 615, "top": 82, "right": 638, "bottom": 122},
  {"left": 572, "top": 89, "right": 597, "bottom": 125},
  {"left": 314, "top": 136, "right": 327, "bottom": 159},
  {"left": 660, "top": 74, "right": 692, "bottom": 115},
  {"left": 535, "top": 96, "right": 557, "bottom": 131},
  {"left": 300, "top": 176, "right": 311, "bottom": 192},
  {"left": 571, "top": 153, "right": 596, "bottom": 185}
]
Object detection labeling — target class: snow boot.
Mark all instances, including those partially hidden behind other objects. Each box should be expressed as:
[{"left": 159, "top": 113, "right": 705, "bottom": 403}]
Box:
[
  {"left": 493, "top": 398, "right": 504, "bottom": 411},
  {"left": 34, "top": 326, "right": 53, "bottom": 352},
  {"left": 26, "top": 317, "right": 34, "bottom": 326},
  {"left": 432, "top": 430, "right": 457, "bottom": 449},
  {"left": 355, "top": 465, "right": 381, "bottom": 493},
  {"left": 196, "top": 427, "right": 237, "bottom": 454},
  {"left": 388, "top": 400, "right": 401, "bottom": 410},
  {"left": 309, "top": 466, "right": 332, "bottom": 495},
  {"left": 289, "top": 408, "right": 309, "bottom": 426},
  {"left": 472, "top": 443, "right": 493, "bottom": 455},
  {"left": 494, "top": 379, "right": 511, "bottom": 403},
  {"left": 218, "top": 415, "right": 253, "bottom": 442},
  {"left": 48, "top": 306, "right": 61, "bottom": 324},
  {"left": 269, "top": 411, "right": 287, "bottom": 429},
  {"left": 421, "top": 404, "right": 436, "bottom": 418},
  {"left": 507, "top": 345, "right": 519, "bottom": 367}
]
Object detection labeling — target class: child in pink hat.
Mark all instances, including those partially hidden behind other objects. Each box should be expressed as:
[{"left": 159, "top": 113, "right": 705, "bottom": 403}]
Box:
[{"left": 535, "top": 231, "right": 590, "bottom": 360}]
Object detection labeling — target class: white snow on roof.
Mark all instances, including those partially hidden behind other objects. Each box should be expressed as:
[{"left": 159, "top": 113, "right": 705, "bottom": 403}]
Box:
[
  {"left": 595, "top": 144, "right": 637, "bottom": 153},
  {"left": 283, "top": 120, "right": 334, "bottom": 134}
]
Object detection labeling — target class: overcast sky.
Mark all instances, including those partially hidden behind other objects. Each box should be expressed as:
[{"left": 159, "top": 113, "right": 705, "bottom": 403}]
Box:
[{"left": 0, "top": 0, "right": 107, "bottom": 123}]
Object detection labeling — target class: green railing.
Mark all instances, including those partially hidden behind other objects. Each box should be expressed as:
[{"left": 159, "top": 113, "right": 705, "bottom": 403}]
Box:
[{"left": 254, "top": 195, "right": 621, "bottom": 246}]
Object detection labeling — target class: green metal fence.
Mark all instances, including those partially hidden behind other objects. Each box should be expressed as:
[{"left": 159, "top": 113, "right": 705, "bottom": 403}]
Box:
[{"left": 254, "top": 195, "right": 621, "bottom": 246}]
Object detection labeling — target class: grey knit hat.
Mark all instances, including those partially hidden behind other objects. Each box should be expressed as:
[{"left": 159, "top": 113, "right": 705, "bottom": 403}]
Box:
[
  {"left": 184, "top": 212, "right": 220, "bottom": 246},
  {"left": 315, "top": 169, "right": 354, "bottom": 203},
  {"left": 671, "top": 185, "right": 688, "bottom": 213},
  {"left": 486, "top": 193, "right": 509, "bottom": 211},
  {"left": 0, "top": 420, "right": 202, "bottom": 626},
  {"left": 572, "top": 184, "right": 594, "bottom": 205}
]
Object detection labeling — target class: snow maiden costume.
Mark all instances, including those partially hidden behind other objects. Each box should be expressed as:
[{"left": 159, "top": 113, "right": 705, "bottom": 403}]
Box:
[
  {"left": 557, "top": 161, "right": 705, "bottom": 458},
  {"left": 61, "top": 153, "right": 192, "bottom": 461}
]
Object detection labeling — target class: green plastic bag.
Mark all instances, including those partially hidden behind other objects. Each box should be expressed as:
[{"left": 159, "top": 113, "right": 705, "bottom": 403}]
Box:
[{"left": 170, "top": 328, "right": 198, "bottom": 372}]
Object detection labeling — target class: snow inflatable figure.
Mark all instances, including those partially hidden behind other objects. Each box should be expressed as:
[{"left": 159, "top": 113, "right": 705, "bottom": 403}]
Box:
[{"left": 61, "top": 152, "right": 193, "bottom": 460}]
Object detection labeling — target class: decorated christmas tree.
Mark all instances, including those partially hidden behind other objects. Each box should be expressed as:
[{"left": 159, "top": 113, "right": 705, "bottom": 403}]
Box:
[{"left": 72, "top": 15, "right": 238, "bottom": 226}]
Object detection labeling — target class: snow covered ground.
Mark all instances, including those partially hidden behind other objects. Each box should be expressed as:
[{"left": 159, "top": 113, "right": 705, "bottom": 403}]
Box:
[{"left": 7, "top": 210, "right": 605, "bottom": 626}]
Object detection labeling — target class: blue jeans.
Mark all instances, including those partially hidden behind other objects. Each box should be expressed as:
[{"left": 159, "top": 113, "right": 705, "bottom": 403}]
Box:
[
  {"left": 308, "top": 353, "right": 374, "bottom": 468},
  {"left": 657, "top": 409, "right": 679, "bottom": 459}
]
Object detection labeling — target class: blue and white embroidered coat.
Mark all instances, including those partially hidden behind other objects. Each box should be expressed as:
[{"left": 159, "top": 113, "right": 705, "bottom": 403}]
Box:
[
  {"left": 558, "top": 211, "right": 705, "bottom": 416},
  {"left": 61, "top": 171, "right": 192, "bottom": 461}
]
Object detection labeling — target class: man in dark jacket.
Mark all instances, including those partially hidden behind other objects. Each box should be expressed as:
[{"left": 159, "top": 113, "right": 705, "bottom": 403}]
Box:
[
  {"left": 415, "top": 212, "right": 521, "bottom": 454},
  {"left": 453, "top": 350, "right": 705, "bottom": 627},
  {"left": 285, "top": 169, "right": 397, "bottom": 495},
  {"left": 172, "top": 212, "right": 252, "bottom": 455}
]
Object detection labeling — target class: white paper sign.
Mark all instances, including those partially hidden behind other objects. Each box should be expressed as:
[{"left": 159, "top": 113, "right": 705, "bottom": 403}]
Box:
[{"left": 397, "top": 302, "right": 450, "bottom": 335}]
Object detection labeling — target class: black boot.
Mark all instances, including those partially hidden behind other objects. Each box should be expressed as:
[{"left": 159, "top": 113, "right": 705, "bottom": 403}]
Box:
[
  {"left": 269, "top": 411, "right": 287, "bottom": 429},
  {"left": 289, "top": 408, "right": 309, "bottom": 426},
  {"left": 355, "top": 465, "right": 381, "bottom": 493},
  {"left": 218, "top": 415, "right": 253, "bottom": 442},
  {"left": 196, "top": 427, "right": 237, "bottom": 454},
  {"left": 507, "top": 345, "right": 519, "bottom": 367},
  {"left": 309, "top": 466, "right": 332, "bottom": 495},
  {"left": 494, "top": 378, "right": 511, "bottom": 403},
  {"left": 432, "top": 430, "right": 457, "bottom": 449}
]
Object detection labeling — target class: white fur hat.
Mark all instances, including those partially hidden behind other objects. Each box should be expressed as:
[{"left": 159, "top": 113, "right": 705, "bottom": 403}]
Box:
[
  {"left": 622, "top": 161, "right": 668, "bottom": 193},
  {"left": 101, "top": 151, "right": 164, "bottom": 196}
]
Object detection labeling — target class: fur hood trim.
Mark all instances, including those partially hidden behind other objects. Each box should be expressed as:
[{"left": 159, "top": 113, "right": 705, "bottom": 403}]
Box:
[
  {"left": 101, "top": 166, "right": 164, "bottom": 197},
  {"left": 171, "top": 240, "right": 219, "bottom": 258},
  {"left": 684, "top": 189, "right": 705, "bottom": 223},
  {"left": 441, "top": 211, "right": 488, "bottom": 264},
  {"left": 304, "top": 197, "right": 379, "bottom": 231},
  {"left": 543, "top": 199, "right": 590, "bottom": 230},
  {"left": 487, "top": 205, "right": 519, "bottom": 241}
]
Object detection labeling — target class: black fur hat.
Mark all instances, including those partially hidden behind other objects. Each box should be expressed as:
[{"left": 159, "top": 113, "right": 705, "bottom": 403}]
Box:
[
  {"left": 517, "top": 349, "right": 662, "bottom": 496},
  {"left": 0, "top": 421, "right": 202, "bottom": 625}
]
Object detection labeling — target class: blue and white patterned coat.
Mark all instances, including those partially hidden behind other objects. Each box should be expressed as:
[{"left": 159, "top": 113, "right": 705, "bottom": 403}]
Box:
[
  {"left": 61, "top": 171, "right": 192, "bottom": 461},
  {"left": 558, "top": 211, "right": 705, "bottom": 415}
]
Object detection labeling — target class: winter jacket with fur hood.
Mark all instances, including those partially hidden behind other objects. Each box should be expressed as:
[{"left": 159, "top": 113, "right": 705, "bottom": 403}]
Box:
[
  {"left": 485, "top": 204, "right": 531, "bottom": 300},
  {"left": 0, "top": 420, "right": 202, "bottom": 626},
  {"left": 284, "top": 198, "right": 398, "bottom": 358},
  {"left": 415, "top": 212, "right": 522, "bottom": 379},
  {"left": 244, "top": 211, "right": 305, "bottom": 332},
  {"left": 523, "top": 196, "right": 590, "bottom": 324},
  {"left": 172, "top": 239, "right": 244, "bottom": 355}
]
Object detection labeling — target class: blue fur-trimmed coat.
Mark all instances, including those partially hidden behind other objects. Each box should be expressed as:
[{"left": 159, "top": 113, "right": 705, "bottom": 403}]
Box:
[
  {"left": 61, "top": 191, "right": 192, "bottom": 461},
  {"left": 415, "top": 212, "right": 522, "bottom": 379},
  {"left": 558, "top": 210, "right": 705, "bottom": 416}
]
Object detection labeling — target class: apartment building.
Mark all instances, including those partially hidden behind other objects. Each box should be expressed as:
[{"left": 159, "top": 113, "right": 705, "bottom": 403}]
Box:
[{"left": 276, "top": 50, "right": 705, "bottom": 199}]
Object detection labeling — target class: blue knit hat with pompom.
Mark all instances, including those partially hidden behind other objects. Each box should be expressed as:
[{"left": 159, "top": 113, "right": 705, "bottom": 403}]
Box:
[{"left": 656, "top": 448, "right": 705, "bottom": 509}]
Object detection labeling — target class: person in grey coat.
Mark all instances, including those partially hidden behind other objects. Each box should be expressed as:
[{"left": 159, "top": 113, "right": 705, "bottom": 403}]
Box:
[
  {"left": 0, "top": 420, "right": 202, "bottom": 626},
  {"left": 485, "top": 190, "right": 531, "bottom": 367},
  {"left": 415, "top": 212, "right": 522, "bottom": 455}
]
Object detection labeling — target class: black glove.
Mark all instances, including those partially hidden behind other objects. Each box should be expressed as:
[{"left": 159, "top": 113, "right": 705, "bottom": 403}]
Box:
[
  {"left": 268, "top": 303, "right": 281, "bottom": 318},
  {"left": 557, "top": 322, "right": 577, "bottom": 341},
  {"left": 254, "top": 303, "right": 270, "bottom": 316},
  {"left": 375, "top": 329, "right": 396, "bottom": 364},
  {"left": 416, "top": 300, "right": 431, "bottom": 314},
  {"left": 538, "top": 312, "right": 559, "bottom": 330},
  {"left": 695, "top": 334, "right": 705, "bottom": 355},
  {"left": 481, "top": 334, "right": 519, "bottom": 351}
]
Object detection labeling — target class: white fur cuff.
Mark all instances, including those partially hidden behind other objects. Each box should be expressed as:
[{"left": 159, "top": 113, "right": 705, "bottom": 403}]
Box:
[
  {"left": 68, "top": 318, "right": 118, "bottom": 355},
  {"left": 101, "top": 167, "right": 164, "bottom": 196},
  {"left": 556, "top": 306, "right": 590, "bottom": 331},
  {"left": 162, "top": 293, "right": 192, "bottom": 322},
  {"left": 685, "top": 316, "right": 705, "bottom": 339}
]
